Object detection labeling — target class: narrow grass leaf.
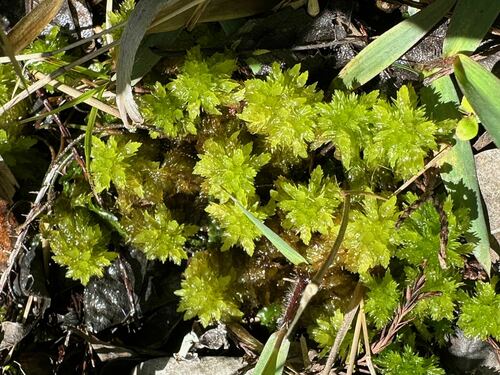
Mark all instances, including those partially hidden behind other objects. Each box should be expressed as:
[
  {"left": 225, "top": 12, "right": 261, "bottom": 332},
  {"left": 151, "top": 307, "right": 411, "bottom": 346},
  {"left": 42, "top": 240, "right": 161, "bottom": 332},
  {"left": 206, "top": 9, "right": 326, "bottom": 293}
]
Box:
[
  {"left": 85, "top": 87, "right": 105, "bottom": 169},
  {"left": 253, "top": 331, "right": 290, "bottom": 375},
  {"left": 454, "top": 54, "right": 500, "bottom": 147},
  {"left": 253, "top": 332, "right": 279, "bottom": 375},
  {"left": 335, "top": 0, "right": 456, "bottom": 89},
  {"left": 443, "top": 0, "right": 500, "bottom": 56},
  {"left": 275, "top": 337, "right": 290, "bottom": 375},
  {"left": 427, "top": 76, "right": 491, "bottom": 275},
  {"left": 229, "top": 195, "right": 308, "bottom": 265},
  {"left": 18, "top": 87, "right": 100, "bottom": 125}
]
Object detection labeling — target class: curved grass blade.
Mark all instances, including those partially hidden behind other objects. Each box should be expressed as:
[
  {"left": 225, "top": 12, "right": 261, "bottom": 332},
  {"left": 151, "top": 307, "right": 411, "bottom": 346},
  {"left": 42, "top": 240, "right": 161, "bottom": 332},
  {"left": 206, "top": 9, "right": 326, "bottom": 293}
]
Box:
[
  {"left": 454, "top": 54, "right": 500, "bottom": 147},
  {"left": 116, "top": 0, "right": 171, "bottom": 128},
  {"left": 443, "top": 0, "right": 500, "bottom": 56},
  {"left": 426, "top": 76, "right": 491, "bottom": 275},
  {"left": 229, "top": 195, "right": 308, "bottom": 265},
  {"left": 335, "top": 0, "right": 456, "bottom": 90}
]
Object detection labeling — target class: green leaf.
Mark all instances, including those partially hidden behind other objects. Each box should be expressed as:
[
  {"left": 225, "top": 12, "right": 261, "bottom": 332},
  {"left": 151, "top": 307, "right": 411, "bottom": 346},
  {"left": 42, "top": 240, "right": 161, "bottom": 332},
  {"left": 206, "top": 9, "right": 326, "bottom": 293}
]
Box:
[
  {"left": 252, "top": 331, "right": 290, "bottom": 375},
  {"left": 229, "top": 195, "right": 308, "bottom": 265},
  {"left": 427, "top": 76, "right": 491, "bottom": 274},
  {"left": 455, "top": 115, "right": 478, "bottom": 141},
  {"left": 335, "top": 0, "right": 456, "bottom": 89},
  {"left": 443, "top": 0, "right": 500, "bottom": 56},
  {"left": 454, "top": 54, "right": 500, "bottom": 147}
]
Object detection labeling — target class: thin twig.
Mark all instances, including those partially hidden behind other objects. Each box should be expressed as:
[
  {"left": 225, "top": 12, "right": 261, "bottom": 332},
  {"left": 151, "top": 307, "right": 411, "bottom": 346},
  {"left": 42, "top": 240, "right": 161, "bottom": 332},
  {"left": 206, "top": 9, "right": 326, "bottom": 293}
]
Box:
[
  {"left": 0, "top": 153, "right": 73, "bottom": 297},
  {"left": 321, "top": 283, "right": 364, "bottom": 375},
  {"left": 346, "top": 307, "right": 363, "bottom": 375},
  {"left": 359, "top": 301, "right": 377, "bottom": 375},
  {"left": 391, "top": 145, "right": 451, "bottom": 198},
  {"left": 433, "top": 196, "right": 449, "bottom": 270},
  {"left": 291, "top": 37, "right": 367, "bottom": 51},
  {"left": 284, "top": 194, "right": 351, "bottom": 342},
  {"left": 368, "top": 271, "right": 439, "bottom": 356}
]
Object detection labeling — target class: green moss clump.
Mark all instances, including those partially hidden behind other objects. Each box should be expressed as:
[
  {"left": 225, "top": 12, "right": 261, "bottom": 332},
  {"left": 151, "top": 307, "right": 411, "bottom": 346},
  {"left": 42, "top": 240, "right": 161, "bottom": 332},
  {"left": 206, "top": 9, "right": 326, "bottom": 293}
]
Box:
[
  {"left": 340, "top": 196, "right": 398, "bottom": 275},
  {"left": 271, "top": 166, "right": 342, "bottom": 244},
  {"left": 107, "top": 0, "right": 135, "bottom": 41},
  {"left": 122, "top": 204, "right": 192, "bottom": 264},
  {"left": 141, "top": 82, "right": 196, "bottom": 138},
  {"left": 376, "top": 346, "right": 445, "bottom": 375},
  {"left": 43, "top": 206, "right": 117, "bottom": 285},
  {"left": 90, "top": 135, "right": 141, "bottom": 194},
  {"left": 240, "top": 63, "right": 323, "bottom": 164},
  {"left": 365, "top": 273, "right": 400, "bottom": 329},
  {"left": 175, "top": 250, "right": 243, "bottom": 327},
  {"left": 314, "top": 90, "right": 379, "bottom": 169},
  {"left": 458, "top": 281, "right": 500, "bottom": 340},
  {"left": 41, "top": 49, "right": 486, "bottom": 369},
  {"left": 194, "top": 131, "right": 270, "bottom": 203},
  {"left": 364, "top": 86, "right": 438, "bottom": 179},
  {"left": 167, "top": 46, "right": 242, "bottom": 120}
]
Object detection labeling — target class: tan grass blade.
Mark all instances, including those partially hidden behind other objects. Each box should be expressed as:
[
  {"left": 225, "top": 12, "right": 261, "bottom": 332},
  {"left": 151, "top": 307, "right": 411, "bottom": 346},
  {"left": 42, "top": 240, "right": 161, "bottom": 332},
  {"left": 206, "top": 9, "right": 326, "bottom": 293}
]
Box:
[
  {"left": 0, "top": 41, "right": 117, "bottom": 118},
  {"left": 33, "top": 72, "right": 120, "bottom": 119},
  {"left": 7, "top": 0, "right": 65, "bottom": 53},
  {"left": 148, "top": 0, "right": 281, "bottom": 34}
]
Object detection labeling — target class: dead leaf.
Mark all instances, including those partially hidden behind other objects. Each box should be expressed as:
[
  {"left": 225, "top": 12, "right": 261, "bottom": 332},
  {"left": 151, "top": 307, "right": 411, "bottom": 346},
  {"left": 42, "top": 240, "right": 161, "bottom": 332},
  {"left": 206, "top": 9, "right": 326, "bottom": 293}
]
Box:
[
  {"left": 0, "top": 200, "right": 17, "bottom": 274},
  {"left": 7, "top": 0, "right": 65, "bottom": 53}
]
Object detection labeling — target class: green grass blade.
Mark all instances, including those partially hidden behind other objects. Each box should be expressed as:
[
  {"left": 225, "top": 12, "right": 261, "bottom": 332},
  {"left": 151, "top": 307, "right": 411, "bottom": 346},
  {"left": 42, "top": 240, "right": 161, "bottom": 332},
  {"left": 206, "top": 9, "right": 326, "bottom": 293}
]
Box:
[
  {"left": 252, "top": 331, "right": 290, "bottom": 375},
  {"left": 229, "top": 196, "right": 308, "bottom": 265},
  {"left": 454, "top": 54, "right": 500, "bottom": 147},
  {"left": 253, "top": 332, "right": 279, "bottom": 375},
  {"left": 425, "top": 76, "right": 491, "bottom": 275},
  {"left": 335, "top": 0, "right": 455, "bottom": 89},
  {"left": 275, "top": 336, "right": 290, "bottom": 375},
  {"left": 17, "top": 87, "right": 100, "bottom": 125},
  {"left": 443, "top": 0, "right": 500, "bottom": 56},
  {"left": 84, "top": 90, "right": 104, "bottom": 169}
]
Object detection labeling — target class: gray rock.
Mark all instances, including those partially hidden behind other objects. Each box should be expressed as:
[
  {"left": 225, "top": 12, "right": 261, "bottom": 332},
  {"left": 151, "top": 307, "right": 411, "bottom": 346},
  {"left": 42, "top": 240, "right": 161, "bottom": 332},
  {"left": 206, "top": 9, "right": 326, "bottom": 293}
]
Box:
[
  {"left": 445, "top": 329, "right": 500, "bottom": 374},
  {"left": 475, "top": 149, "right": 500, "bottom": 245},
  {"left": 132, "top": 356, "right": 248, "bottom": 375}
]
